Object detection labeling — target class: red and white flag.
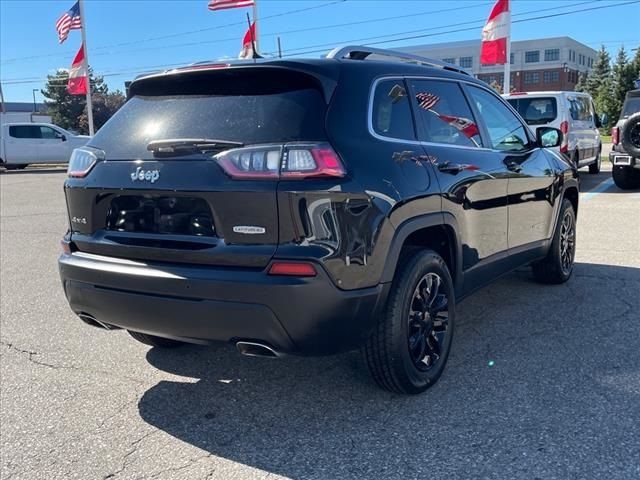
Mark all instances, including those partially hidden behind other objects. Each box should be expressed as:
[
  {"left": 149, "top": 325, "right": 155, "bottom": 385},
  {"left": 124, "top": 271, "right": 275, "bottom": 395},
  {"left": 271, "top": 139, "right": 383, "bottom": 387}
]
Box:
[
  {"left": 208, "top": 0, "right": 254, "bottom": 11},
  {"left": 67, "top": 44, "right": 88, "bottom": 95},
  {"left": 480, "top": 0, "right": 510, "bottom": 65},
  {"left": 239, "top": 22, "right": 256, "bottom": 59}
]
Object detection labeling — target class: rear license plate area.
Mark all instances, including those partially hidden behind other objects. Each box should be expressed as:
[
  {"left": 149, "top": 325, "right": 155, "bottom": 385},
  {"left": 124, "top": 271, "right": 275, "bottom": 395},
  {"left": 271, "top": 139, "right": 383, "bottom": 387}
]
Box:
[
  {"left": 106, "top": 195, "right": 215, "bottom": 237},
  {"left": 612, "top": 155, "right": 632, "bottom": 166}
]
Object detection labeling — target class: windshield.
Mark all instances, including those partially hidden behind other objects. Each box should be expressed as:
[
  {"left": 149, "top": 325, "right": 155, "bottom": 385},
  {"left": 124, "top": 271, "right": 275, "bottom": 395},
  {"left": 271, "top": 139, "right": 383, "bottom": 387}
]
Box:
[
  {"left": 621, "top": 97, "right": 640, "bottom": 118},
  {"left": 507, "top": 97, "right": 558, "bottom": 125},
  {"left": 90, "top": 88, "right": 327, "bottom": 160}
]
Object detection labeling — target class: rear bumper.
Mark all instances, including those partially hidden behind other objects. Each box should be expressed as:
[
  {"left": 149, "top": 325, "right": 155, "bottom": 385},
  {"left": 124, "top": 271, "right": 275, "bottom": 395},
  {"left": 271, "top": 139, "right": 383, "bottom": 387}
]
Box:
[
  {"left": 59, "top": 252, "right": 388, "bottom": 355},
  {"left": 609, "top": 152, "right": 639, "bottom": 167}
]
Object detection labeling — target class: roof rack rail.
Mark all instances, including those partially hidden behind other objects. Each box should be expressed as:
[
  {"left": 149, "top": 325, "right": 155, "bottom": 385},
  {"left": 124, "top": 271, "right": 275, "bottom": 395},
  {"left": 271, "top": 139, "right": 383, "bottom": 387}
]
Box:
[{"left": 326, "top": 45, "right": 470, "bottom": 76}]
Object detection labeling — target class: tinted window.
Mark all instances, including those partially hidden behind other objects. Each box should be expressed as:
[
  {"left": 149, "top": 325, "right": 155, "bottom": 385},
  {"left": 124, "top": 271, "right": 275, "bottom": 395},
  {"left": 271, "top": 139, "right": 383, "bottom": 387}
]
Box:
[
  {"left": 467, "top": 86, "right": 530, "bottom": 152},
  {"left": 621, "top": 97, "right": 640, "bottom": 118},
  {"left": 507, "top": 97, "right": 558, "bottom": 125},
  {"left": 9, "top": 125, "right": 41, "bottom": 139},
  {"left": 569, "top": 97, "right": 593, "bottom": 122},
  {"left": 39, "top": 126, "right": 59, "bottom": 139},
  {"left": 409, "top": 80, "right": 482, "bottom": 148},
  {"left": 91, "top": 71, "right": 327, "bottom": 160},
  {"left": 371, "top": 79, "right": 415, "bottom": 140}
]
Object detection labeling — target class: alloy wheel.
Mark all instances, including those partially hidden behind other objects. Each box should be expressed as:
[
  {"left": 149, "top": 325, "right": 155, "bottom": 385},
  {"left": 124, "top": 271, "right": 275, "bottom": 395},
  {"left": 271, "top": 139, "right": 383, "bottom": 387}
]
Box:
[
  {"left": 407, "top": 273, "right": 450, "bottom": 371},
  {"left": 560, "top": 210, "right": 576, "bottom": 275}
]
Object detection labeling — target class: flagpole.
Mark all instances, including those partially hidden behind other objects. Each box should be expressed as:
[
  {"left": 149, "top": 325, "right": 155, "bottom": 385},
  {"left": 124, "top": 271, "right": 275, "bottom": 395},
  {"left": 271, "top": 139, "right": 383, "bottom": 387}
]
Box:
[
  {"left": 78, "top": 0, "right": 94, "bottom": 136},
  {"left": 503, "top": 5, "right": 511, "bottom": 94},
  {"left": 252, "top": 0, "right": 259, "bottom": 52}
]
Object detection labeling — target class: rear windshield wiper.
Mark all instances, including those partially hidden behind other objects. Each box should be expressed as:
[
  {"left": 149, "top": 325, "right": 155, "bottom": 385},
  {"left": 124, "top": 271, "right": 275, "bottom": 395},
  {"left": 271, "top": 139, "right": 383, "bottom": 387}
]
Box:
[{"left": 147, "top": 138, "right": 243, "bottom": 155}]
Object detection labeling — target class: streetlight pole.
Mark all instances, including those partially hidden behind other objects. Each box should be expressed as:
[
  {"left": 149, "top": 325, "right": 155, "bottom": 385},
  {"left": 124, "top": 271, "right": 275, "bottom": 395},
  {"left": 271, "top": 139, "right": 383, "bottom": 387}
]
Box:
[{"left": 32, "top": 89, "right": 38, "bottom": 113}]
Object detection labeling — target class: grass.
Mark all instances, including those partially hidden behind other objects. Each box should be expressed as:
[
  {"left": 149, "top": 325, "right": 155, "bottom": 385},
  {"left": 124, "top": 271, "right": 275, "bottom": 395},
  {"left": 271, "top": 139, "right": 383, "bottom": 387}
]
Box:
[{"left": 601, "top": 135, "right": 612, "bottom": 143}]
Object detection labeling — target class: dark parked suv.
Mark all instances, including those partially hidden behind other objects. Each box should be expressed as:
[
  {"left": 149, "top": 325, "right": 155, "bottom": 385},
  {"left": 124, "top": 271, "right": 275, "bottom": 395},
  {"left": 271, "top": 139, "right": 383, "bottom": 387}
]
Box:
[{"left": 59, "top": 46, "right": 578, "bottom": 394}]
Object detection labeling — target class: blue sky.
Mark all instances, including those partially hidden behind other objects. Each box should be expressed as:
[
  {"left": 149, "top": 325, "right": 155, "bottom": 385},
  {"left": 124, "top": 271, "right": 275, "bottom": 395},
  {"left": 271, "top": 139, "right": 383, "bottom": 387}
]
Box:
[{"left": 1, "top": 0, "right": 639, "bottom": 102}]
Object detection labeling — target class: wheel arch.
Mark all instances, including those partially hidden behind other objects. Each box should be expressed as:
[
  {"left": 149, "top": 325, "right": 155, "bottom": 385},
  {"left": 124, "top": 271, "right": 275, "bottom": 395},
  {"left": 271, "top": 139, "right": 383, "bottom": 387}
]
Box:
[{"left": 381, "top": 213, "right": 463, "bottom": 295}]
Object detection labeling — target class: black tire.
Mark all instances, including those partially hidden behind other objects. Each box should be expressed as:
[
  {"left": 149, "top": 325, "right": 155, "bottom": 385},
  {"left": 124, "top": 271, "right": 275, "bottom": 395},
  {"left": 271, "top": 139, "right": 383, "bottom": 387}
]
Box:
[
  {"left": 571, "top": 150, "right": 580, "bottom": 170},
  {"left": 128, "top": 330, "right": 184, "bottom": 348},
  {"left": 364, "top": 249, "right": 455, "bottom": 394},
  {"left": 588, "top": 148, "right": 601, "bottom": 174},
  {"left": 532, "top": 198, "right": 576, "bottom": 284},
  {"left": 612, "top": 165, "right": 640, "bottom": 190},
  {"left": 620, "top": 112, "right": 640, "bottom": 158}
]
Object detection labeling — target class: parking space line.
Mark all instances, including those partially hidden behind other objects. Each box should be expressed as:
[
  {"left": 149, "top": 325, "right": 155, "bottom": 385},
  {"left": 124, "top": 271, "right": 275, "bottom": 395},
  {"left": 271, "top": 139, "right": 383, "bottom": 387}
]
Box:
[{"left": 581, "top": 177, "right": 615, "bottom": 200}]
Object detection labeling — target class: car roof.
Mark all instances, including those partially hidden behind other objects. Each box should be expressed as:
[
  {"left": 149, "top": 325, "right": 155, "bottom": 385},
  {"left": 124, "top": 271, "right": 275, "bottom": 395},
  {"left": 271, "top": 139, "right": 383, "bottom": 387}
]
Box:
[
  {"left": 130, "top": 48, "right": 481, "bottom": 90},
  {"left": 504, "top": 91, "right": 590, "bottom": 97},
  {"left": 626, "top": 89, "right": 640, "bottom": 98}
]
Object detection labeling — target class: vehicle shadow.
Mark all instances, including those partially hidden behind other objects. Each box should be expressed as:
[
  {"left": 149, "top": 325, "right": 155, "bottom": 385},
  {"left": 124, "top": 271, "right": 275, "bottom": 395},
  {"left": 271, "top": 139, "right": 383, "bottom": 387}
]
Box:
[
  {"left": 138, "top": 262, "right": 640, "bottom": 479},
  {"left": 579, "top": 168, "right": 640, "bottom": 193}
]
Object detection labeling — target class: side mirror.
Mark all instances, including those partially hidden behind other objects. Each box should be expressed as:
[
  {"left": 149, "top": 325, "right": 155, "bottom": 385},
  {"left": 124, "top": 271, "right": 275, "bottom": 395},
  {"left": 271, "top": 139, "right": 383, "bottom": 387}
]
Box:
[
  {"left": 599, "top": 113, "right": 609, "bottom": 128},
  {"left": 594, "top": 114, "right": 602, "bottom": 128},
  {"left": 60, "top": 134, "right": 67, "bottom": 142},
  {"left": 537, "top": 127, "right": 562, "bottom": 148}
]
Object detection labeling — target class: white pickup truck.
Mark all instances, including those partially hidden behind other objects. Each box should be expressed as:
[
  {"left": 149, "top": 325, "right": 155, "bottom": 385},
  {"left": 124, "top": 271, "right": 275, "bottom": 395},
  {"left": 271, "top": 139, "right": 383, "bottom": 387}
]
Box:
[{"left": 0, "top": 122, "right": 91, "bottom": 169}]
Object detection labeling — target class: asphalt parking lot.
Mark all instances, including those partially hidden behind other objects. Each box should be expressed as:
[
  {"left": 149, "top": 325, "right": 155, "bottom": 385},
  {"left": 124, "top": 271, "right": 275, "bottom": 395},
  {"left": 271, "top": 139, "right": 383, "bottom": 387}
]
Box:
[{"left": 1, "top": 155, "right": 639, "bottom": 480}]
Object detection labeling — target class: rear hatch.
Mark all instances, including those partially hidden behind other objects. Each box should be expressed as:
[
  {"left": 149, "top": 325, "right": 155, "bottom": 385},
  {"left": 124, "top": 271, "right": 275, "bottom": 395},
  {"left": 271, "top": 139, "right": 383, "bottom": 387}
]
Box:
[{"left": 65, "top": 65, "right": 337, "bottom": 268}]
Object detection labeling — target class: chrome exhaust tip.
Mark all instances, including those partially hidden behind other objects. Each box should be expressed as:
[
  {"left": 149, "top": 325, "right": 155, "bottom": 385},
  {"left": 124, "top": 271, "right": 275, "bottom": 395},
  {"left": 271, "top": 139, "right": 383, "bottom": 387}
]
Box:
[{"left": 236, "top": 341, "right": 282, "bottom": 358}]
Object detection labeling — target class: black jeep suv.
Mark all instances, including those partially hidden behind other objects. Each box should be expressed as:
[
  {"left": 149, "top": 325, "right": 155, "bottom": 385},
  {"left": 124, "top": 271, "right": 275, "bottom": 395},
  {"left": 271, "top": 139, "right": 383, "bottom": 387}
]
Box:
[
  {"left": 610, "top": 88, "right": 640, "bottom": 189},
  {"left": 59, "top": 46, "right": 578, "bottom": 394}
]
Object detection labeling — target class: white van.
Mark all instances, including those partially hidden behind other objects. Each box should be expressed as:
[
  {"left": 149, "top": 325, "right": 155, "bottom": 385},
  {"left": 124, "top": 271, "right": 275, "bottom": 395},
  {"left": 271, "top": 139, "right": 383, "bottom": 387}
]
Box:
[
  {"left": 0, "top": 123, "right": 91, "bottom": 169},
  {"left": 503, "top": 91, "right": 601, "bottom": 174}
]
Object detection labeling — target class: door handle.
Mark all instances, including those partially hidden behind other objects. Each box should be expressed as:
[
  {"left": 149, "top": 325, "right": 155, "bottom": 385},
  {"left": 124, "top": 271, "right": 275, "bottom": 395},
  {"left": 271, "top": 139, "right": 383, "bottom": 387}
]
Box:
[
  {"left": 505, "top": 161, "right": 523, "bottom": 173},
  {"left": 437, "top": 162, "right": 465, "bottom": 174}
]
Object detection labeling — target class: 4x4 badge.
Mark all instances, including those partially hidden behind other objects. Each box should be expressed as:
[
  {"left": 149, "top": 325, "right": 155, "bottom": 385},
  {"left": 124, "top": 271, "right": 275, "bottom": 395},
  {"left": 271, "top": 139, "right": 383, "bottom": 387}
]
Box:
[{"left": 131, "top": 166, "right": 160, "bottom": 183}]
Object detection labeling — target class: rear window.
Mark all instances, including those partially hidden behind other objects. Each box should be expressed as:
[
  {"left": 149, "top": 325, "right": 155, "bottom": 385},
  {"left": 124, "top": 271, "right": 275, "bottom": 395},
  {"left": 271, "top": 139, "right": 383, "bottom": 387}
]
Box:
[
  {"left": 507, "top": 97, "right": 558, "bottom": 125},
  {"left": 90, "top": 69, "right": 327, "bottom": 159},
  {"left": 621, "top": 96, "right": 640, "bottom": 118}
]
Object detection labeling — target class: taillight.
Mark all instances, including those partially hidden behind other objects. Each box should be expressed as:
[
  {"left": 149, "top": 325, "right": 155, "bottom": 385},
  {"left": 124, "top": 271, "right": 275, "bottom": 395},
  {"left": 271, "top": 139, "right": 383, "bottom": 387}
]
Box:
[
  {"left": 67, "top": 147, "right": 103, "bottom": 178},
  {"left": 612, "top": 126, "right": 619, "bottom": 145},
  {"left": 215, "top": 145, "right": 281, "bottom": 179},
  {"left": 215, "top": 143, "right": 346, "bottom": 180},
  {"left": 559, "top": 121, "right": 569, "bottom": 153},
  {"left": 268, "top": 262, "right": 317, "bottom": 277}
]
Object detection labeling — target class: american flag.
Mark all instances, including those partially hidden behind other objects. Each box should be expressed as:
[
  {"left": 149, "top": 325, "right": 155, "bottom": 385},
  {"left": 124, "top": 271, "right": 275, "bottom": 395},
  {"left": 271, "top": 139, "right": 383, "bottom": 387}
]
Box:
[
  {"left": 56, "top": 1, "right": 82, "bottom": 44},
  {"left": 416, "top": 93, "right": 440, "bottom": 111},
  {"left": 208, "top": 0, "right": 255, "bottom": 11}
]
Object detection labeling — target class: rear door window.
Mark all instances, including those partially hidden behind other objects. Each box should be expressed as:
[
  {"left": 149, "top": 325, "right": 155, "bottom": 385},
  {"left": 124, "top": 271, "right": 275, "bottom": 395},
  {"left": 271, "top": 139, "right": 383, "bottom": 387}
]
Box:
[
  {"left": 91, "top": 69, "right": 328, "bottom": 160},
  {"left": 370, "top": 79, "right": 416, "bottom": 140},
  {"left": 408, "top": 79, "right": 482, "bottom": 148},
  {"left": 9, "top": 125, "right": 41, "bottom": 139},
  {"left": 569, "top": 97, "right": 593, "bottom": 122},
  {"left": 507, "top": 97, "right": 557, "bottom": 125}
]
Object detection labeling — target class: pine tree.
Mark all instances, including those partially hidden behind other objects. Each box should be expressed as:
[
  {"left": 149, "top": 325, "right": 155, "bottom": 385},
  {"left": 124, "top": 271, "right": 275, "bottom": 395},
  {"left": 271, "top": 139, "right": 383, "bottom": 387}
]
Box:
[
  {"left": 585, "top": 46, "right": 611, "bottom": 94},
  {"left": 610, "top": 46, "right": 637, "bottom": 121},
  {"left": 575, "top": 71, "right": 588, "bottom": 92}
]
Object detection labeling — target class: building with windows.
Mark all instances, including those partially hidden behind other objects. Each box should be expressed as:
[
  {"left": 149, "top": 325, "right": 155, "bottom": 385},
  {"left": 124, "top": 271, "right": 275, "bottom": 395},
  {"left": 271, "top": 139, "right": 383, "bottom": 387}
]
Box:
[{"left": 398, "top": 37, "right": 597, "bottom": 92}]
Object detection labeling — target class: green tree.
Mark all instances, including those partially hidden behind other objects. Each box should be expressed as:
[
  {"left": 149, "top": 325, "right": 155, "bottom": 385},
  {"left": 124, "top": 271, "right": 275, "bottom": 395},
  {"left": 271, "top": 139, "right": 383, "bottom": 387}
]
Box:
[
  {"left": 575, "top": 71, "right": 588, "bottom": 92},
  {"left": 79, "top": 90, "right": 126, "bottom": 133},
  {"left": 41, "top": 69, "right": 108, "bottom": 134},
  {"left": 610, "top": 46, "right": 637, "bottom": 121},
  {"left": 585, "top": 46, "right": 611, "bottom": 94}
]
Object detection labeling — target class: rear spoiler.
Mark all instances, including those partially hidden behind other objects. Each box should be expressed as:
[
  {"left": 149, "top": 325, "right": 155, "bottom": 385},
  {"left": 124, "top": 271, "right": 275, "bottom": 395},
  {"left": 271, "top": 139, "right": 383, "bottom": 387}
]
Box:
[{"left": 127, "top": 62, "right": 340, "bottom": 103}]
